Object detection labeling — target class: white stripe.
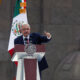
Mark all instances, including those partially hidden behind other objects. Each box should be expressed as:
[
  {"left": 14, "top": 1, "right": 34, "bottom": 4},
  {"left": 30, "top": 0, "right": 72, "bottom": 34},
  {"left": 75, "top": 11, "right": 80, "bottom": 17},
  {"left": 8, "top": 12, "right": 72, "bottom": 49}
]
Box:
[
  {"left": 23, "top": 60, "right": 25, "bottom": 80},
  {"left": 37, "top": 61, "right": 40, "bottom": 80},
  {"left": 22, "top": 0, "right": 24, "bottom": 2},
  {"left": 21, "top": 0, "right": 24, "bottom": 9},
  {"left": 8, "top": 13, "right": 28, "bottom": 51},
  {"left": 16, "top": 59, "right": 24, "bottom": 80}
]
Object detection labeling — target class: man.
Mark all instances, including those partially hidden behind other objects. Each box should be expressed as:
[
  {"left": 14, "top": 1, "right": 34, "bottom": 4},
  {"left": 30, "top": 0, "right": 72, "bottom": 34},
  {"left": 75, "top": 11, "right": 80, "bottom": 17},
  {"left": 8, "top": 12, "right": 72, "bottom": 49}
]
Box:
[{"left": 14, "top": 24, "right": 51, "bottom": 74}]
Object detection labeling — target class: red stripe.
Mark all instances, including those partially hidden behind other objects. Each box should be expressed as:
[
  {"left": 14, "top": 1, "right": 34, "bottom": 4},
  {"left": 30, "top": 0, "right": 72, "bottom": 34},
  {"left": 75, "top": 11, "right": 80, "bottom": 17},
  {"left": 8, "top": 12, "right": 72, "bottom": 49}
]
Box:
[
  {"left": 8, "top": 49, "right": 18, "bottom": 66},
  {"left": 14, "top": 61, "right": 18, "bottom": 66},
  {"left": 24, "top": 0, "right": 26, "bottom": 2},
  {"left": 13, "top": 77, "right": 16, "bottom": 80},
  {"left": 9, "top": 49, "right": 18, "bottom": 80},
  {"left": 24, "top": 0, "right": 27, "bottom": 9},
  {"left": 8, "top": 48, "right": 14, "bottom": 57}
]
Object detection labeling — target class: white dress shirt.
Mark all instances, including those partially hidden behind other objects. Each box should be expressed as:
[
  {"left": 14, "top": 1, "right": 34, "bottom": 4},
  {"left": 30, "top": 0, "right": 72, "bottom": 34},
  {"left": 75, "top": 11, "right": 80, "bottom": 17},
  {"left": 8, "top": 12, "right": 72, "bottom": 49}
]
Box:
[{"left": 23, "top": 35, "right": 30, "bottom": 45}]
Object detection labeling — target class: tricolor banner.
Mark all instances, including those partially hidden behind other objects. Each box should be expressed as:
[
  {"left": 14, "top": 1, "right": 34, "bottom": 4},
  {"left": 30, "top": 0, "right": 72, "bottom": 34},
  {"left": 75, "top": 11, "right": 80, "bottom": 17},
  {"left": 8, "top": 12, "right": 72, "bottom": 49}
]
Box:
[{"left": 8, "top": 0, "right": 28, "bottom": 58}]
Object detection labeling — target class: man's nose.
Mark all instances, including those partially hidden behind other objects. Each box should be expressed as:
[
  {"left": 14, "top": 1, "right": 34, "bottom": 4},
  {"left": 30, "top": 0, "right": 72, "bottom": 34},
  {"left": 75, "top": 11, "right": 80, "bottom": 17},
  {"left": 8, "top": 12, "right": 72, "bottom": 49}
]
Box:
[{"left": 25, "top": 29, "right": 28, "bottom": 31}]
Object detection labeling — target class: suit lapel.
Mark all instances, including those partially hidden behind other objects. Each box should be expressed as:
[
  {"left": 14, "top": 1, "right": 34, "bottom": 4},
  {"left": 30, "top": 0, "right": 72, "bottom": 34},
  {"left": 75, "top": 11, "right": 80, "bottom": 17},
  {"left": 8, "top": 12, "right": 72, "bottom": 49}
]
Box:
[
  {"left": 20, "top": 35, "right": 24, "bottom": 44},
  {"left": 29, "top": 34, "right": 33, "bottom": 43}
]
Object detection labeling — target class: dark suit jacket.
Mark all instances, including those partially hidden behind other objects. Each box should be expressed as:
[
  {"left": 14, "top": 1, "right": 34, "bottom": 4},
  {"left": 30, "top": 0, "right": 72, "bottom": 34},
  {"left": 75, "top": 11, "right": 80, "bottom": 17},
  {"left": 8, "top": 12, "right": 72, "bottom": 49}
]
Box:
[{"left": 14, "top": 33, "right": 51, "bottom": 72}]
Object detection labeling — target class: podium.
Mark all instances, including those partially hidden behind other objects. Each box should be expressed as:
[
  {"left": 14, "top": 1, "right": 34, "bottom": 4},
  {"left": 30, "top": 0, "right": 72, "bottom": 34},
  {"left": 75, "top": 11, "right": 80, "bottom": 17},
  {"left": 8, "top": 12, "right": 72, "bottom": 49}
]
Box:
[{"left": 11, "top": 44, "right": 45, "bottom": 80}]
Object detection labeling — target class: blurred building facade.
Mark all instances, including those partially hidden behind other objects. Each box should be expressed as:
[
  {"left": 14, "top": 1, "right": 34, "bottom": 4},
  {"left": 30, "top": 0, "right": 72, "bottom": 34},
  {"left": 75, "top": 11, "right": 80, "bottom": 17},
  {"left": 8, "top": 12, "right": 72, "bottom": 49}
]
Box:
[{"left": 0, "top": 0, "right": 80, "bottom": 80}]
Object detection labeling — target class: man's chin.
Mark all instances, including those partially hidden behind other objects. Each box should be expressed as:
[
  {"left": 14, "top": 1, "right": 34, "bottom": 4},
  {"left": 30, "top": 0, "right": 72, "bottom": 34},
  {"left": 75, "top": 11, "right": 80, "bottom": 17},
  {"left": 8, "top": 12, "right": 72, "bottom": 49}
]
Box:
[{"left": 23, "top": 34, "right": 28, "bottom": 37}]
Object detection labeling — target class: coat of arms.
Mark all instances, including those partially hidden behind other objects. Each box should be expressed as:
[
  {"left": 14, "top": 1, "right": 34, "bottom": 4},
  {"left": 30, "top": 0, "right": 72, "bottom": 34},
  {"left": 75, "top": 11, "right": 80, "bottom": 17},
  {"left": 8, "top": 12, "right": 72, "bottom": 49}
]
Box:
[
  {"left": 24, "top": 43, "right": 36, "bottom": 56},
  {"left": 11, "top": 20, "right": 25, "bottom": 36}
]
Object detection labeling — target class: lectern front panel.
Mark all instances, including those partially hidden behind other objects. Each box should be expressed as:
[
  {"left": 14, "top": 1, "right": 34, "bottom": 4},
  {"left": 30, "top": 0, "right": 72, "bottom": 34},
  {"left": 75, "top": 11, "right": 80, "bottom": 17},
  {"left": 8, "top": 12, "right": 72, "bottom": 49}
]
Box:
[{"left": 24, "top": 59, "right": 37, "bottom": 80}]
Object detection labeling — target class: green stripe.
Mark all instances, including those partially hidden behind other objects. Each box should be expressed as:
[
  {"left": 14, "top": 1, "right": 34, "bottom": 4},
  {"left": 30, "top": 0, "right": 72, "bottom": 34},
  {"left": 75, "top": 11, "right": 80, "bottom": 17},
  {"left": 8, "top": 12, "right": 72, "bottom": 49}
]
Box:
[{"left": 13, "top": 0, "right": 22, "bottom": 17}]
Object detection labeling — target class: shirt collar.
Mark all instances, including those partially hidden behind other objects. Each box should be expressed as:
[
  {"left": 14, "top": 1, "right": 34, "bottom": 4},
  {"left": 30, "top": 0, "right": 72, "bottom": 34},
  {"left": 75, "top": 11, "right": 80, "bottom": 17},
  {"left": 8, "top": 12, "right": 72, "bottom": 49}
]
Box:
[{"left": 23, "top": 35, "right": 30, "bottom": 40}]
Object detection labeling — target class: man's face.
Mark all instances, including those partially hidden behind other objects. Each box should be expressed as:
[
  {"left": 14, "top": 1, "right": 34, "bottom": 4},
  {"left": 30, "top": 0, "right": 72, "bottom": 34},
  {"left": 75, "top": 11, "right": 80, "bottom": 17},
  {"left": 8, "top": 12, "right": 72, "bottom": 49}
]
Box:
[{"left": 21, "top": 24, "right": 31, "bottom": 37}]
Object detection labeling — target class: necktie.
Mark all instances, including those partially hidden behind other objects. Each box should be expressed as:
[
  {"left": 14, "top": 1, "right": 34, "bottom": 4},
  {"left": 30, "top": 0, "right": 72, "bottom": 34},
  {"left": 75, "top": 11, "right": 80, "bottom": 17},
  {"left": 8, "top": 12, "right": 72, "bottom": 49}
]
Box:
[{"left": 24, "top": 38, "right": 28, "bottom": 44}]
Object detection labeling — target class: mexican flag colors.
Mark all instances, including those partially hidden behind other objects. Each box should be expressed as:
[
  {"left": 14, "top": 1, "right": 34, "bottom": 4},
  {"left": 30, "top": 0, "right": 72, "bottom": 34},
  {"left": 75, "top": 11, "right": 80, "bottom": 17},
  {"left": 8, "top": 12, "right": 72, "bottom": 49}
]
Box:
[{"left": 8, "top": 0, "right": 28, "bottom": 57}]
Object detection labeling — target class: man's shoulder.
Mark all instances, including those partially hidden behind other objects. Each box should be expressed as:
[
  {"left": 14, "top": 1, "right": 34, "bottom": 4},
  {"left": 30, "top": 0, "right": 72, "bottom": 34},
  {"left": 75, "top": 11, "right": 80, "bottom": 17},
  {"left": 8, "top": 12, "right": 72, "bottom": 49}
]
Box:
[
  {"left": 14, "top": 35, "right": 23, "bottom": 44},
  {"left": 15, "top": 35, "right": 23, "bottom": 41},
  {"left": 30, "top": 32, "right": 40, "bottom": 36}
]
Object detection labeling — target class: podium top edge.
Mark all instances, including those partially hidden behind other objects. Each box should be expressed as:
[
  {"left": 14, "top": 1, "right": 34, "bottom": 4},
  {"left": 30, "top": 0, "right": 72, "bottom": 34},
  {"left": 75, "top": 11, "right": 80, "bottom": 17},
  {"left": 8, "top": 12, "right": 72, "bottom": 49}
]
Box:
[{"left": 14, "top": 44, "right": 45, "bottom": 52}]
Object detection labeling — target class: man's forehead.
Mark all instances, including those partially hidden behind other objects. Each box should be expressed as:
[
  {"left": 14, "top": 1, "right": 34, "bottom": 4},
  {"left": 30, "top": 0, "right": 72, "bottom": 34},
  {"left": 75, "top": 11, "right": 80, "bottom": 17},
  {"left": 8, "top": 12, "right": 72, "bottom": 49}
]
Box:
[{"left": 22, "top": 24, "right": 30, "bottom": 28}]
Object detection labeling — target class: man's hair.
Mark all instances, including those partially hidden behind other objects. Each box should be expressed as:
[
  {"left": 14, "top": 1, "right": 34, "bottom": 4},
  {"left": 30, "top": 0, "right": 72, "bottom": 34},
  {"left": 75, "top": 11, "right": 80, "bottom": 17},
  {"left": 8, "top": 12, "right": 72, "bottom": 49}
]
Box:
[{"left": 20, "top": 24, "right": 30, "bottom": 30}]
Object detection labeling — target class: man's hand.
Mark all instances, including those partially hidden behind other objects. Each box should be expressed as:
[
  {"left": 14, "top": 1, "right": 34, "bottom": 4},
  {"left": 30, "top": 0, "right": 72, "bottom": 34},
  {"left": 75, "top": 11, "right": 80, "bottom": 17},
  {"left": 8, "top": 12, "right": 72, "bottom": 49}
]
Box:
[{"left": 44, "top": 31, "right": 51, "bottom": 39}]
